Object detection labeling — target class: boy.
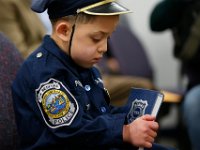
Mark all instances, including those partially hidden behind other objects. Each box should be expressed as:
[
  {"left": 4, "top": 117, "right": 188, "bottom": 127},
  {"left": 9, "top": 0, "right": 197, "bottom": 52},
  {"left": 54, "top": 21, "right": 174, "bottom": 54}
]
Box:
[{"left": 12, "top": 0, "right": 175, "bottom": 149}]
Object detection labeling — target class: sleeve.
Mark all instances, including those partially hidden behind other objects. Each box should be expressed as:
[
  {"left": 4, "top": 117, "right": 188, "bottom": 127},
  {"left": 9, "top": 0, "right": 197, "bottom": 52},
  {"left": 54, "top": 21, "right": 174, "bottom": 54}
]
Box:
[{"left": 109, "top": 96, "right": 138, "bottom": 125}]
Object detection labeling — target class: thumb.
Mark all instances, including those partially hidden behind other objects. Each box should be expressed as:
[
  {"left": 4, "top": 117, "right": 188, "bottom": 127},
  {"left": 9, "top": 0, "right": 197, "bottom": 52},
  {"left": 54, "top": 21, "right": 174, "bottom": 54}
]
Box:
[{"left": 141, "top": 114, "right": 156, "bottom": 121}]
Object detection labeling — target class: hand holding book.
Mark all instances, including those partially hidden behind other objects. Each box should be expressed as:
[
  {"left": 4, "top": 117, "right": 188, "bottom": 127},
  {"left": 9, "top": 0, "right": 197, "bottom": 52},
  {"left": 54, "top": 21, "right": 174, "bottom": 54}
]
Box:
[{"left": 125, "top": 88, "right": 164, "bottom": 150}]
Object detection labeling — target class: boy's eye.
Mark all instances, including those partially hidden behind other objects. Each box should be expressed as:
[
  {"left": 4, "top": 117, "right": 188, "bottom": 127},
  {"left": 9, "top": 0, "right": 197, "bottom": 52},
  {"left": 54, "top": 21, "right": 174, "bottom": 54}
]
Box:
[
  {"left": 92, "top": 37, "right": 102, "bottom": 42},
  {"left": 91, "top": 36, "right": 110, "bottom": 43}
]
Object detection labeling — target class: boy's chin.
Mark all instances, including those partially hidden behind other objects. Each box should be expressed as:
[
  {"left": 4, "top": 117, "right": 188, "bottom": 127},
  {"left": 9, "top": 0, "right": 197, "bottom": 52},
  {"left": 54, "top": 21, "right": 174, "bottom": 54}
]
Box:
[{"left": 78, "top": 63, "right": 94, "bottom": 69}]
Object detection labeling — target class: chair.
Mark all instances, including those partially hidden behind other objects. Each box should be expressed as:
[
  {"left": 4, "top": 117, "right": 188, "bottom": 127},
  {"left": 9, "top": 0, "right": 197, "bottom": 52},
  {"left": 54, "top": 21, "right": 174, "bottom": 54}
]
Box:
[
  {"left": 0, "top": 32, "right": 23, "bottom": 150},
  {"left": 108, "top": 24, "right": 154, "bottom": 80}
]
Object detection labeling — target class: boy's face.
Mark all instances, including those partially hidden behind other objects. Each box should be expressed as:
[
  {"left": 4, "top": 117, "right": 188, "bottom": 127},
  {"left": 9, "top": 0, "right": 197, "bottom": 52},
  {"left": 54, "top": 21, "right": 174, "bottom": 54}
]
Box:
[{"left": 71, "top": 15, "right": 119, "bottom": 68}]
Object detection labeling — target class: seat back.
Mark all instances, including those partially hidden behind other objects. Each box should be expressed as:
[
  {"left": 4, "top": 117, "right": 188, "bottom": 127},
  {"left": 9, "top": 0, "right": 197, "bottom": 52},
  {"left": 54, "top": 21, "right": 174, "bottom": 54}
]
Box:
[
  {"left": 108, "top": 25, "right": 154, "bottom": 80},
  {"left": 0, "top": 32, "right": 23, "bottom": 150}
]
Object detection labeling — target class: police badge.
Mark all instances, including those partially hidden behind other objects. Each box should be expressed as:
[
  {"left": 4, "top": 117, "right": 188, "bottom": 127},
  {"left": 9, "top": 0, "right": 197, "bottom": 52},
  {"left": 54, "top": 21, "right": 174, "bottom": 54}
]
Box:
[
  {"left": 36, "top": 78, "right": 79, "bottom": 128},
  {"left": 127, "top": 99, "right": 148, "bottom": 123},
  {"left": 126, "top": 88, "right": 164, "bottom": 124}
]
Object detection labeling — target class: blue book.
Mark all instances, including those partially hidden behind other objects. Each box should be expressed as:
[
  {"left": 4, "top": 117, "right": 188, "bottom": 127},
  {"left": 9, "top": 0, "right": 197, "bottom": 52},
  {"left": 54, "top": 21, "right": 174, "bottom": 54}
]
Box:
[{"left": 126, "top": 88, "right": 164, "bottom": 150}]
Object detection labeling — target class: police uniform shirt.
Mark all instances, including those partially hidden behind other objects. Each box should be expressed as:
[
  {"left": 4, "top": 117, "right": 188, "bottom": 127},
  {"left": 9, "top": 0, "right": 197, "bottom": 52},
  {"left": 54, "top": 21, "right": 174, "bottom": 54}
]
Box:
[{"left": 12, "top": 35, "right": 134, "bottom": 150}]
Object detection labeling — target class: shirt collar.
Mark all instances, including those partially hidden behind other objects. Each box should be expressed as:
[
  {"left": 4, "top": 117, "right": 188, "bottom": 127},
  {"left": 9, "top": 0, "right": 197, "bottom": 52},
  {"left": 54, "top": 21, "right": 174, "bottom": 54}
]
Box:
[{"left": 42, "top": 35, "right": 90, "bottom": 77}]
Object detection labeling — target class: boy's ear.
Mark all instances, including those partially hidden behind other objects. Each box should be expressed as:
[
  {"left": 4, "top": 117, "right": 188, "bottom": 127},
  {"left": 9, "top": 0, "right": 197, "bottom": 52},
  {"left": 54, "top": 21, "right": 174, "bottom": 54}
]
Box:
[{"left": 55, "top": 22, "right": 71, "bottom": 42}]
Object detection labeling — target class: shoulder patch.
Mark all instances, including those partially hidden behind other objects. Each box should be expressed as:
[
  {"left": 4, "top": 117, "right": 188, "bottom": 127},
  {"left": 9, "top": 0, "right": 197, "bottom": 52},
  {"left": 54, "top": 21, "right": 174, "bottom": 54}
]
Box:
[{"left": 35, "top": 78, "right": 79, "bottom": 128}]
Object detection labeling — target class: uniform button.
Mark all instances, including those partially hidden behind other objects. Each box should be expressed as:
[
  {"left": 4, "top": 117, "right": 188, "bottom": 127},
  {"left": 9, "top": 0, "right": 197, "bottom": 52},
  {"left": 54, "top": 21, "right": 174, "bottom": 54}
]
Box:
[
  {"left": 84, "top": 85, "right": 91, "bottom": 91},
  {"left": 101, "top": 107, "right": 106, "bottom": 113},
  {"left": 36, "top": 52, "right": 43, "bottom": 58},
  {"left": 86, "top": 104, "right": 90, "bottom": 110}
]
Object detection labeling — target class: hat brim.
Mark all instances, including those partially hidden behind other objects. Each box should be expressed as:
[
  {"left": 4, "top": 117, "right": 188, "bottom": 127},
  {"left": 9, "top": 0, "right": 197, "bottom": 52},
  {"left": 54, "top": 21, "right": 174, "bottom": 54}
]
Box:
[{"left": 77, "top": 0, "right": 132, "bottom": 15}]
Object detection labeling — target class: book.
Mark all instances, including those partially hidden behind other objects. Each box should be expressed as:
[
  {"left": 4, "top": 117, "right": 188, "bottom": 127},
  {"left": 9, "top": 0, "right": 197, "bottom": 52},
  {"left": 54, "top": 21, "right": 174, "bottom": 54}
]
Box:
[{"left": 126, "top": 88, "right": 164, "bottom": 150}]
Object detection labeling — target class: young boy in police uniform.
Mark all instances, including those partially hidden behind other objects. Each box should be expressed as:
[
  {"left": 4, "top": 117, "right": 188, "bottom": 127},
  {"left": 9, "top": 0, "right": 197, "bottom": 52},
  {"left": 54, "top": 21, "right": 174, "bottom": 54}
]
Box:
[{"left": 12, "top": 0, "right": 175, "bottom": 149}]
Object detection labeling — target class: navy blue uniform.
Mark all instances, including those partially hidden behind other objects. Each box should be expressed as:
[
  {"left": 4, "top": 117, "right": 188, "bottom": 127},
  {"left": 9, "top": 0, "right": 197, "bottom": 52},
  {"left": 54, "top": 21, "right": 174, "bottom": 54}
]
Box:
[
  {"left": 12, "top": 35, "right": 174, "bottom": 150},
  {"left": 12, "top": 35, "right": 131, "bottom": 150}
]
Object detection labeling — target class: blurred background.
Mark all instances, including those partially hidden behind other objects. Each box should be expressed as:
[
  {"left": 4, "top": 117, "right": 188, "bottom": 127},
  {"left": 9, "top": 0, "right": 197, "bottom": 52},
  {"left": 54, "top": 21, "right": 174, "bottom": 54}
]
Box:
[{"left": 119, "top": 0, "right": 182, "bottom": 91}]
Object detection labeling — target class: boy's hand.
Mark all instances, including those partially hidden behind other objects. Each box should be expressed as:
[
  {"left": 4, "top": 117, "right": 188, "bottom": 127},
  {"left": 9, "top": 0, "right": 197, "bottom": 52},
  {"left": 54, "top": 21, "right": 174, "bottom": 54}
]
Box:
[{"left": 123, "top": 114, "right": 159, "bottom": 148}]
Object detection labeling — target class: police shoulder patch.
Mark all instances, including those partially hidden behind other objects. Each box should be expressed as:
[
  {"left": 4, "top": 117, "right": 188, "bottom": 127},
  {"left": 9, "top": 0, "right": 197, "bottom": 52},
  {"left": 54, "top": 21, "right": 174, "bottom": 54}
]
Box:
[{"left": 35, "top": 78, "right": 79, "bottom": 128}]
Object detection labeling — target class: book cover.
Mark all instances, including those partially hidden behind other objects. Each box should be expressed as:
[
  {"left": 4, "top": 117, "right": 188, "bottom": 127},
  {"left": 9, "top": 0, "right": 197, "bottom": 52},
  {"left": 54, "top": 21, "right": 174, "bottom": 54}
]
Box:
[{"left": 126, "top": 88, "right": 164, "bottom": 150}]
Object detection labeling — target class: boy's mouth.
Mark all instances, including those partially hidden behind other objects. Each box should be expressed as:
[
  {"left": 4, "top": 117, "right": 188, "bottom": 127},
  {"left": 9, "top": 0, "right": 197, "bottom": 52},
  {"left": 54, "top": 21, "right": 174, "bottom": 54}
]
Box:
[{"left": 93, "top": 57, "right": 102, "bottom": 63}]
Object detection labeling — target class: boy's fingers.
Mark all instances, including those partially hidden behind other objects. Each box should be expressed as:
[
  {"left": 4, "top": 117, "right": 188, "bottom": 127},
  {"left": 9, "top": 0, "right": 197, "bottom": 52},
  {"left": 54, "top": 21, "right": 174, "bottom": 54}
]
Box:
[
  {"left": 141, "top": 114, "right": 156, "bottom": 121},
  {"left": 149, "top": 122, "right": 159, "bottom": 131}
]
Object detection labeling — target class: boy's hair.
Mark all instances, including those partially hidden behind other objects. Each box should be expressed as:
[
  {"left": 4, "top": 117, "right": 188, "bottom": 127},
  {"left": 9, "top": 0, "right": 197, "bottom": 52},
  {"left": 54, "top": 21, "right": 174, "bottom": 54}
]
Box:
[{"left": 50, "top": 13, "right": 96, "bottom": 27}]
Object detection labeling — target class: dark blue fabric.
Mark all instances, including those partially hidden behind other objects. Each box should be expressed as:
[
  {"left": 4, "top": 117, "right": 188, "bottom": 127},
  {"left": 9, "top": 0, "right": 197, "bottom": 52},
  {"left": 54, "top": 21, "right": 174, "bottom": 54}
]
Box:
[
  {"left": 31, "top": 0, "right": 101, "bottom": 18},
  {"left": 151, "top": 143, "right": 176, "bottom": 150}
]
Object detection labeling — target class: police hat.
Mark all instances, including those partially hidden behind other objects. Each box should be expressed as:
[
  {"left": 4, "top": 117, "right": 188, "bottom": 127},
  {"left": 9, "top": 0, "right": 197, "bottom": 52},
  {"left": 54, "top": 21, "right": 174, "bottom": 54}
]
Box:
[{"left": 31, "top": 0, "right": 131, "bottom": 19}]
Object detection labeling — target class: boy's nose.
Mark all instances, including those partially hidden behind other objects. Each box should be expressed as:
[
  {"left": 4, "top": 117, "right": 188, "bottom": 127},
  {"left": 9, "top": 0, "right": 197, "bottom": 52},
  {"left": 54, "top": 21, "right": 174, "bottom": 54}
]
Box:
[{"left": 98, "top": 40, "right": 107, "bottom": 54}]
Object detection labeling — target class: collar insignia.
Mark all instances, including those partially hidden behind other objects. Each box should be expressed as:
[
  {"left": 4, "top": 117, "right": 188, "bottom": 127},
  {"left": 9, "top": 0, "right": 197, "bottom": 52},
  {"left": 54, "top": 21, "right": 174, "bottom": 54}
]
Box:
[
  {"left": 75, "top": 80, "right": 83, "bottom": 88},
  {"left": 95, "top": 77, "right": 103, "bottom": 84}
]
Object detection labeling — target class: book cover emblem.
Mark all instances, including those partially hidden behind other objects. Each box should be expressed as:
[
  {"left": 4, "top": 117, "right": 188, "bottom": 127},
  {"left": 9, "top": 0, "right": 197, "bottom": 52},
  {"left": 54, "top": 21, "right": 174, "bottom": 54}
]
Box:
[{"left": 127, "top": 99, "right": 148, "bottom": 123}]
